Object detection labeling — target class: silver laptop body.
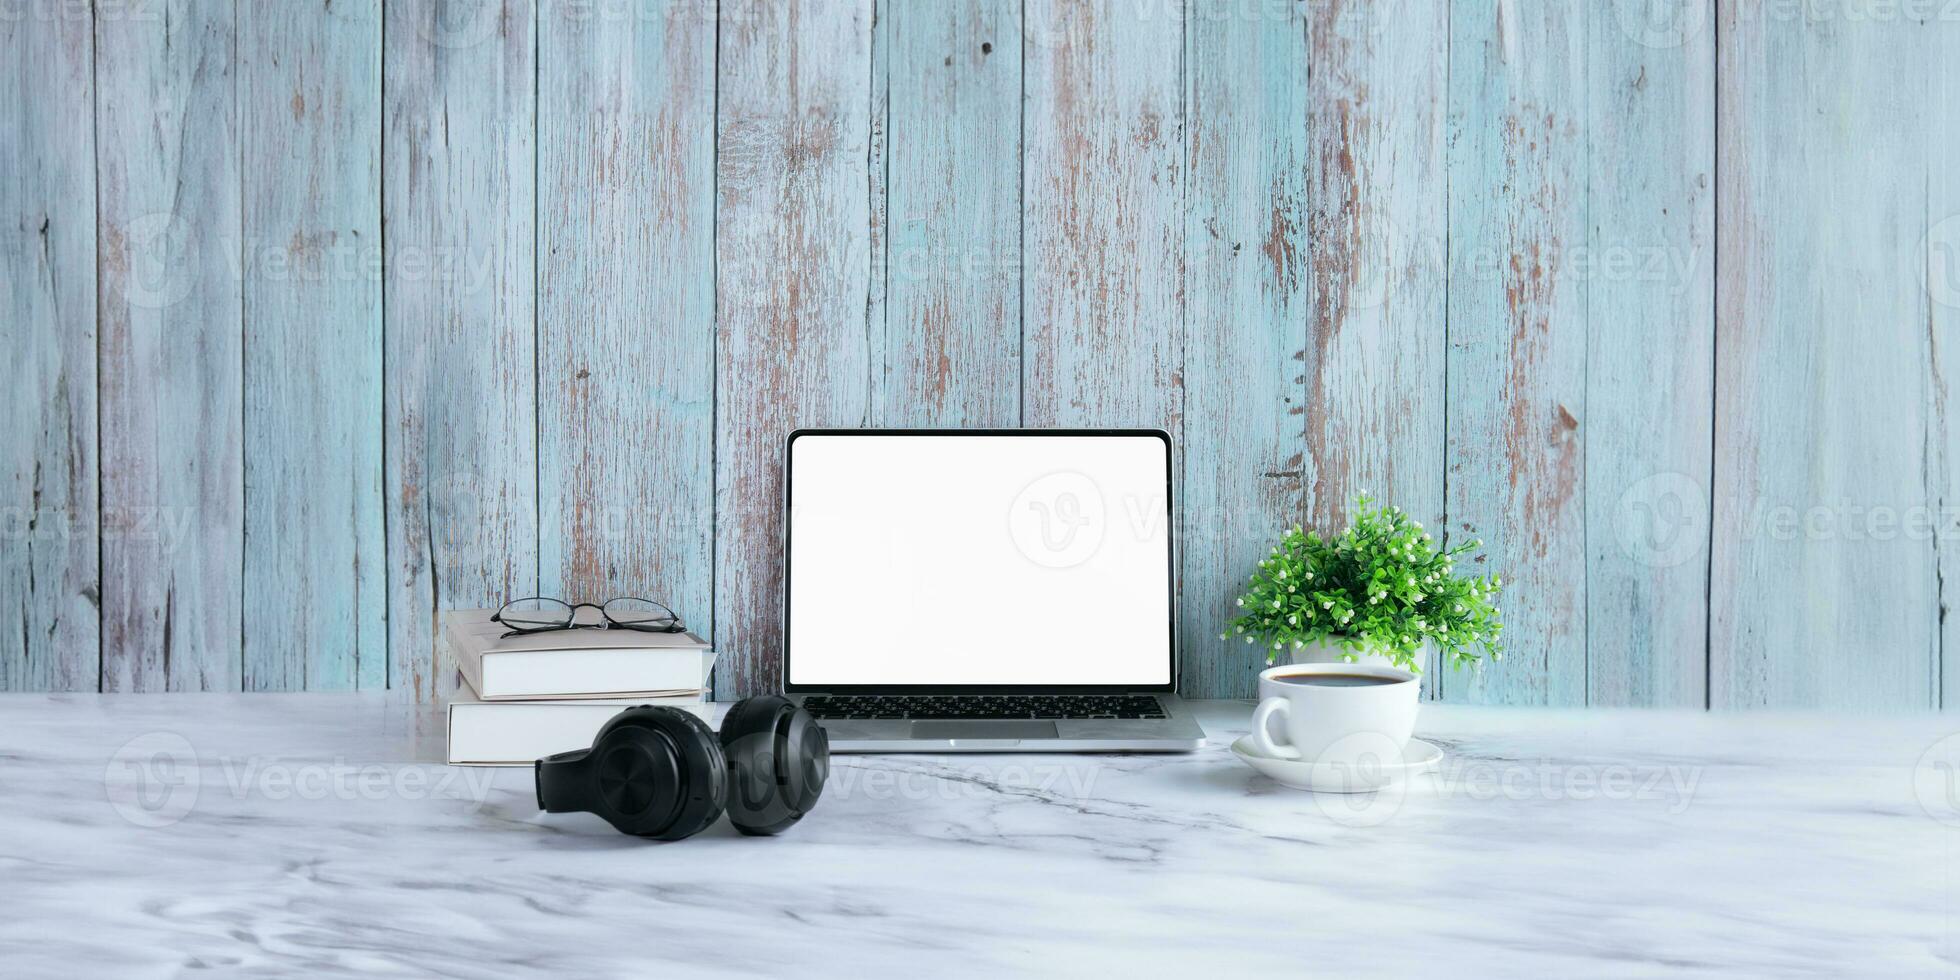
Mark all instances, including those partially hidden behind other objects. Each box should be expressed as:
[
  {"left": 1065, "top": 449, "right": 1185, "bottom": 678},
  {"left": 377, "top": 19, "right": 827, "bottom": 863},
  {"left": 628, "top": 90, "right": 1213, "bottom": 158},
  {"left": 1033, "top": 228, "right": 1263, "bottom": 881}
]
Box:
[{"left": 782, "top": 429, "right": 1206, "bottom": 753}]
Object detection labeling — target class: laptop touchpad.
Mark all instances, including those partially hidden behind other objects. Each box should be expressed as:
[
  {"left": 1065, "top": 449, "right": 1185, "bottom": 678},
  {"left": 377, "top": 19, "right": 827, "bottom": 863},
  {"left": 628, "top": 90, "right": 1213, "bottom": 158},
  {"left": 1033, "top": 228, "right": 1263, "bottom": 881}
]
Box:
[{"left": 911, "top": 720, "right": 1060, "bottom": 740}]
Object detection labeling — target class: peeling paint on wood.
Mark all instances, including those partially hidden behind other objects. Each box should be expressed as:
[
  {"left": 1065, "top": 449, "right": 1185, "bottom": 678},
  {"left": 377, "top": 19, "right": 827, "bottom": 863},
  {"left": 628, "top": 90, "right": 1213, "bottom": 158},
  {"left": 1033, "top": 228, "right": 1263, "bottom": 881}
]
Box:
[
  {"left": 537, "top": 0, "right": 715, "bottom": 678},
  {"left": 1445, "top": 1, "right": 1589, "bottom": 706},
  {"left": 715, "top": 0, "right": 875, "bottom": 697},
  {"left": 3, "top": 0, "right": 1954, "bottom": 712},
  {"left": 239, "top": 0, "right": 386, "bottom": 691},
  {"left": 385, "top": 0, "right": 538, "bottom": 703},
  {"left": 1022, "top": 0, "right": 1183, "bottom": 434},
  {"left": 881, "top": 0, "right": 1022, "bottom": 427},
  {"left": 1, "top": 7, "right": 99, "bottom": 692},
  {"left": 1302, "top": 0, "right": 1450, "bottom": 698},
  {"left": 1179, "top": 0, "right": 1309, "bottom": 698},
  {"left": 98, "top": 0, "right": 243, "bottom": 693},
  {"left": 1584, "top": 1, "right": 1713, "bottom": 708}
]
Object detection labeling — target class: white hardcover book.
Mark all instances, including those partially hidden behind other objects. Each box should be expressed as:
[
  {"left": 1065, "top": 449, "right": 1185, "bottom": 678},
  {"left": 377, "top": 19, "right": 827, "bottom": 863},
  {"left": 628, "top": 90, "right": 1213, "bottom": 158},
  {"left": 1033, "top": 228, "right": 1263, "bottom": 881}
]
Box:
[
  {"left": 441, "top": 609, "right": 715, "bottom": 700},
  {"left": 446, "top": 689, "right": 713, "bottom": 767}
]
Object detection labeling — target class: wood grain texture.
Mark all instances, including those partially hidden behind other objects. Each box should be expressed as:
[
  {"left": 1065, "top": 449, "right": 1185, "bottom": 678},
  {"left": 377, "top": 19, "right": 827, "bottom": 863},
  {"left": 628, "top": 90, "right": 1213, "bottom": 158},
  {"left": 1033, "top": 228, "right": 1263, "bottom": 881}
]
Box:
[
  {"left": 239, "top": 0, "right": 386, "bottom": 691},
  {"left": 1584, "top": 0, "right": 1714, "bottom": 707},
  {"left": 1179, "top": 0, "right": 1308, "bottom": 698},
  {"left": 0, "top": 5, "right": 98, "bottom": 692},
  {"left": 384, "top": 0, "right": 538, "bottom": 702},
  {"left": 716, "top": 0, "right": 875, "bottom": 697},
  {"left": 1302, "top": 0, "right": 1449, "bottom": 696},
  {"left": 97, "top": 0, "right": 243, "bottom": 692},
  {"left": 865, "top": 0, "right": 890, "bottom": 419},
  {"left": 880, "top": 0, "right": 1023, "bottom": 427},
  {"left": 1303, "top": 0, "right": 1448, "bottom": 536},
  {"left": 1711, "top": 1, "right": 1938, "bottom": 709},
  {"left": 15, "top": 0, "right": 1959, "bottom": 710},
  {"left": 1021, "top": 0, "right": 1183, "bottom": 431},
  {"left": 1938, "top": 12, "right": 1960, "bottom": 711},
  {"left": 537, "top": 0, "right": 715, "bottom": 642},
  {"left": 1444, "top": 0, "right": 1589, "bottom": 706}
]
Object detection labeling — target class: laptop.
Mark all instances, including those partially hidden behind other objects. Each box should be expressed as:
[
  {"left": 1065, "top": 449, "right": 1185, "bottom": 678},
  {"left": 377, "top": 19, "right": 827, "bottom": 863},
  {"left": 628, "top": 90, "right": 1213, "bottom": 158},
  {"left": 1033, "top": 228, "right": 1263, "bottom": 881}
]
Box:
[{"left": 783, "top": 429, "right": 1206, "bottom": 752}]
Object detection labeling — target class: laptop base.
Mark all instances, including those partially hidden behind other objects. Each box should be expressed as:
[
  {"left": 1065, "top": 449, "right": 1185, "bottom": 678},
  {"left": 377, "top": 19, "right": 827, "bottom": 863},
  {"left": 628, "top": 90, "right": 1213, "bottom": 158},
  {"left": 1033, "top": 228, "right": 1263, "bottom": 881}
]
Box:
[{"left": 793, "top": 693, "right": 1207, "bottom": 753}]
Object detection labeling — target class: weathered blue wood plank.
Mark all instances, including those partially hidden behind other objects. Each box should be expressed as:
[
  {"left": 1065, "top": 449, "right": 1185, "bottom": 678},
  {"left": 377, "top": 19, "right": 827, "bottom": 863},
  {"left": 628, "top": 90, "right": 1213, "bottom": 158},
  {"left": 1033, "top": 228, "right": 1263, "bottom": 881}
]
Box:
[
  {"left": 537, "top": 0, "right": 716, "bottom": 652},
  {"left": 1584, "top": 0, "right": 1714, "bottom": 707},
  {"left": 716, "top": 0, "right": 875, "bottom": 697},
  {"left": 1301, "top": 0, "right": 1449, "bottom": 696},
  {"left": 1021, "top": 0, "right": 1183, "bottom": 432},
  {"left": 1179, "top": 0, "right": 1309, "bottom": 698},
  {"left": 239, "top": 0, "right": 386, "bottom": 691},
  {"left": 1444, "top": 0, "right": 1589, "bottom": 706},
  {"left": 98, "top": 0, "right": 243, "bottom": 692},
  {"left": 1712, "top": 1, "right": 1938, "bottom": 710},
  {"left": 1939, "top": 13, "right": 1960, "bottom": 712},
  {"left": 880, "top": 0, "right": 1022, "bottom": 427},
  {"left": 1303, "top": 0, "right": 1448, "bottom": 537},
  {"left": 0, "top": 5, "right": 98, "bottom": 692},
  {"left": 385, "top": 0, "right": 538, "bottom": 702}
]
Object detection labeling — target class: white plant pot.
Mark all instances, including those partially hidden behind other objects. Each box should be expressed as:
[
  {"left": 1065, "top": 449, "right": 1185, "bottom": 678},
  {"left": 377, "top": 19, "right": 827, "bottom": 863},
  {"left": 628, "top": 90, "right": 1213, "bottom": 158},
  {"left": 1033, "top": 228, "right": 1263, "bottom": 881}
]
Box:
[{"left": 1286, "top": 636, "right": 1431, "bottom": 675}]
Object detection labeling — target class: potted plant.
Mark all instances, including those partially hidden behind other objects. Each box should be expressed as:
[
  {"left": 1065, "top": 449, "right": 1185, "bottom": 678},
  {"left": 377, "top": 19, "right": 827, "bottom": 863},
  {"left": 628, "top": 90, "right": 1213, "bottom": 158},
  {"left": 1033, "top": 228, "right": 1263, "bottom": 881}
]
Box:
[{"left": 1223, "top": 494, "right": 1504, "bottom": 674}]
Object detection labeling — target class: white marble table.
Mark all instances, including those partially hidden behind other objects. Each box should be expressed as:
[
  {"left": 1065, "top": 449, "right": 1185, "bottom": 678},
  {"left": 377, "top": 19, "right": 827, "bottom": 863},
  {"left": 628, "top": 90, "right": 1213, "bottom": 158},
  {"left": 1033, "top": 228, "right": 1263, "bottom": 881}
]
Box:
[{"left": 3, "top": 694, "right": 1957, "bottom": 976}]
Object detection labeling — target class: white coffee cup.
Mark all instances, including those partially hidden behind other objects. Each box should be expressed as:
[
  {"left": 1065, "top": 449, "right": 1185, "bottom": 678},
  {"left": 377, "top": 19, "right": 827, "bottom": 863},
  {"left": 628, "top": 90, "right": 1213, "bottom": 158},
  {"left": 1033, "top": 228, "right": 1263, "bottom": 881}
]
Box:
[{"left": 1248, "top": 662, "right": 1419, "bottom": 763}]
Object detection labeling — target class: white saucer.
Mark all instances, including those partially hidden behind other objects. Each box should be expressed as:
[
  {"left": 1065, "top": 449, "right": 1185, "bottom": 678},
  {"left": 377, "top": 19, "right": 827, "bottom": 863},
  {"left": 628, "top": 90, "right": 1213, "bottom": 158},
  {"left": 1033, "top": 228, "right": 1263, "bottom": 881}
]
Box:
[{"left": 1231, "top": 736, "right": 1443, "bottom": 793}]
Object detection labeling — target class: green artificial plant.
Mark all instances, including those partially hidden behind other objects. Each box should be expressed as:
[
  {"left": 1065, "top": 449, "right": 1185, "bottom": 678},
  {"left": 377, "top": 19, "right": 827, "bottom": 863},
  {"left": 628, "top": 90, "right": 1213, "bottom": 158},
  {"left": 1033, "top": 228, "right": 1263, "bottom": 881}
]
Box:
[{"left": 1224, "top": 494, "right": 1504, "bottom": 672}]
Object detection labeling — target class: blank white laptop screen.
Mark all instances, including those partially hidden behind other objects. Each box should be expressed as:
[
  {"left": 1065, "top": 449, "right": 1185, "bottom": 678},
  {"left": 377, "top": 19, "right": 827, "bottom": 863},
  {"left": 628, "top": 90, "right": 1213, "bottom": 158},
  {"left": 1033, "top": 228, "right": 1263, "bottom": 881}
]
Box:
[{"left": 786, "top": 433, "right": 1174, "bottom": 688}]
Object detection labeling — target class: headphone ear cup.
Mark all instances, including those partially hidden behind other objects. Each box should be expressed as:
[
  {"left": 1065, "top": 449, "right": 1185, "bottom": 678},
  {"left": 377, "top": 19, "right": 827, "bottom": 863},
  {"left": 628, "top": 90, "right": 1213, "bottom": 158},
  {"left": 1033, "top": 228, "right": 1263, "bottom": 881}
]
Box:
[
  {"left": 718, "top": 696, "right": 829, "bottom": 836},
  {"left": 537, "top": 705, "right": 727, "bottom": 841}
]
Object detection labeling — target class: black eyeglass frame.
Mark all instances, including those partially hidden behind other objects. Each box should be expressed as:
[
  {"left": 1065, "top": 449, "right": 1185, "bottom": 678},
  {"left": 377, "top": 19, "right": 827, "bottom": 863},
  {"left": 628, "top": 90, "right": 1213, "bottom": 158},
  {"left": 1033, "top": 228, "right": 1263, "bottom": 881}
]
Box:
[{"left": 491, "top": 597, "right": 687, "bottom": 639}]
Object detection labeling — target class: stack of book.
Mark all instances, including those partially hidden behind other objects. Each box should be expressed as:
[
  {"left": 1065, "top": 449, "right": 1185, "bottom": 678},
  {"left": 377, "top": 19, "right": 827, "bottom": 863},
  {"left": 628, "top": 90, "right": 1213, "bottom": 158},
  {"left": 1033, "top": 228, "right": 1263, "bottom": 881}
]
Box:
[{"left": 440, "top": 609, "right": 715, "bottom": 766}]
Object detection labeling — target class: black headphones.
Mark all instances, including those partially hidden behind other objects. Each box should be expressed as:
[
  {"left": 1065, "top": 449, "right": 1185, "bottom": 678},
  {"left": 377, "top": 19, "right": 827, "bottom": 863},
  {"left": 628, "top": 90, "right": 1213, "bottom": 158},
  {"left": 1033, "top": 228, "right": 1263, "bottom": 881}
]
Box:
[{"left": 535, "top": 696, "right": 829, "bottom": 840}]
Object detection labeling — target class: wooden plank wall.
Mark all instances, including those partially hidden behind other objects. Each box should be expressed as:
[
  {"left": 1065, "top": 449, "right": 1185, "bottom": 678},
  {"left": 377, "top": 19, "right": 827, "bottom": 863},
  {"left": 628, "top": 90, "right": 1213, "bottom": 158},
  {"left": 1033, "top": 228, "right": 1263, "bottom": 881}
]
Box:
[
  {"left": 1712, "top": 0, "right": 1948, "bottom": 709},
  {"left": 238, "top": 0, "right": 387, "bottom": 691},
  {"left": 384, "top": 0, "right": 539, "bottom": 702},
  {"left": 2, "top": 4, "right": 98, "bottom": 692},
  {"left": 2, "top": 0, "right": 1953, "bottom": 709},
  {"left": 97, "top": 0, "right": 242, "bottom": 693}
]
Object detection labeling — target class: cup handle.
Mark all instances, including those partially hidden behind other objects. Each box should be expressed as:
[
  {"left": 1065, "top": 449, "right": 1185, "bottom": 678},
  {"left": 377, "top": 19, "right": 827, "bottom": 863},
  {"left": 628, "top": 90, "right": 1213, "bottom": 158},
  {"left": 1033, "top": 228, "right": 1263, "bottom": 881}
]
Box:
[{"left": 1249, "top": 697, "right": 1300, "bottom": 760}]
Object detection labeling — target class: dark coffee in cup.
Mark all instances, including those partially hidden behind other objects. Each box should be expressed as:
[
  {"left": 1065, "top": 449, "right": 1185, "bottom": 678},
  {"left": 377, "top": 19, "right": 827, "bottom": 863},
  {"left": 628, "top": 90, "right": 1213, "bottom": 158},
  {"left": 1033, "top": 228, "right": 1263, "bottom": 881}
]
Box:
[{"left": 1269, "top": 673, "right": 1401, "bottom": 688}]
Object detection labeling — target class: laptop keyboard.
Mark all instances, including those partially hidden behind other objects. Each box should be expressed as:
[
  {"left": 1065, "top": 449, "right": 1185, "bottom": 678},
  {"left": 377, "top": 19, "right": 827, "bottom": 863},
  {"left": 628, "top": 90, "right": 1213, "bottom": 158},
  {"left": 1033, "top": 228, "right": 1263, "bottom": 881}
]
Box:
[{"left": 801, "top": 694, "right": 1167, "bottom": 721}]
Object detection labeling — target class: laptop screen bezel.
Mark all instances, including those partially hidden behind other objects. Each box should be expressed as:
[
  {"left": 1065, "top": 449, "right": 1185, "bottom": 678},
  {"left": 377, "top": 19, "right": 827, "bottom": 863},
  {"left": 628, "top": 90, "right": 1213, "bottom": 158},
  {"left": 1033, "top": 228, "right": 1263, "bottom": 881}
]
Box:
[{"left": 781, "top": 428, "right": 1179, "bottom": 695}]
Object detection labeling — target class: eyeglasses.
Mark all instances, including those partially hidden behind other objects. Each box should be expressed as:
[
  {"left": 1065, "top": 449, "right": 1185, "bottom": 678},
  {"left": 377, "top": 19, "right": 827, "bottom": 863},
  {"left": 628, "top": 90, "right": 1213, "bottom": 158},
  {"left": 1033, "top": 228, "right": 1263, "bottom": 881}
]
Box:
[{"left": 492, "top": 597, "right": 686, "bottom": 638}]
